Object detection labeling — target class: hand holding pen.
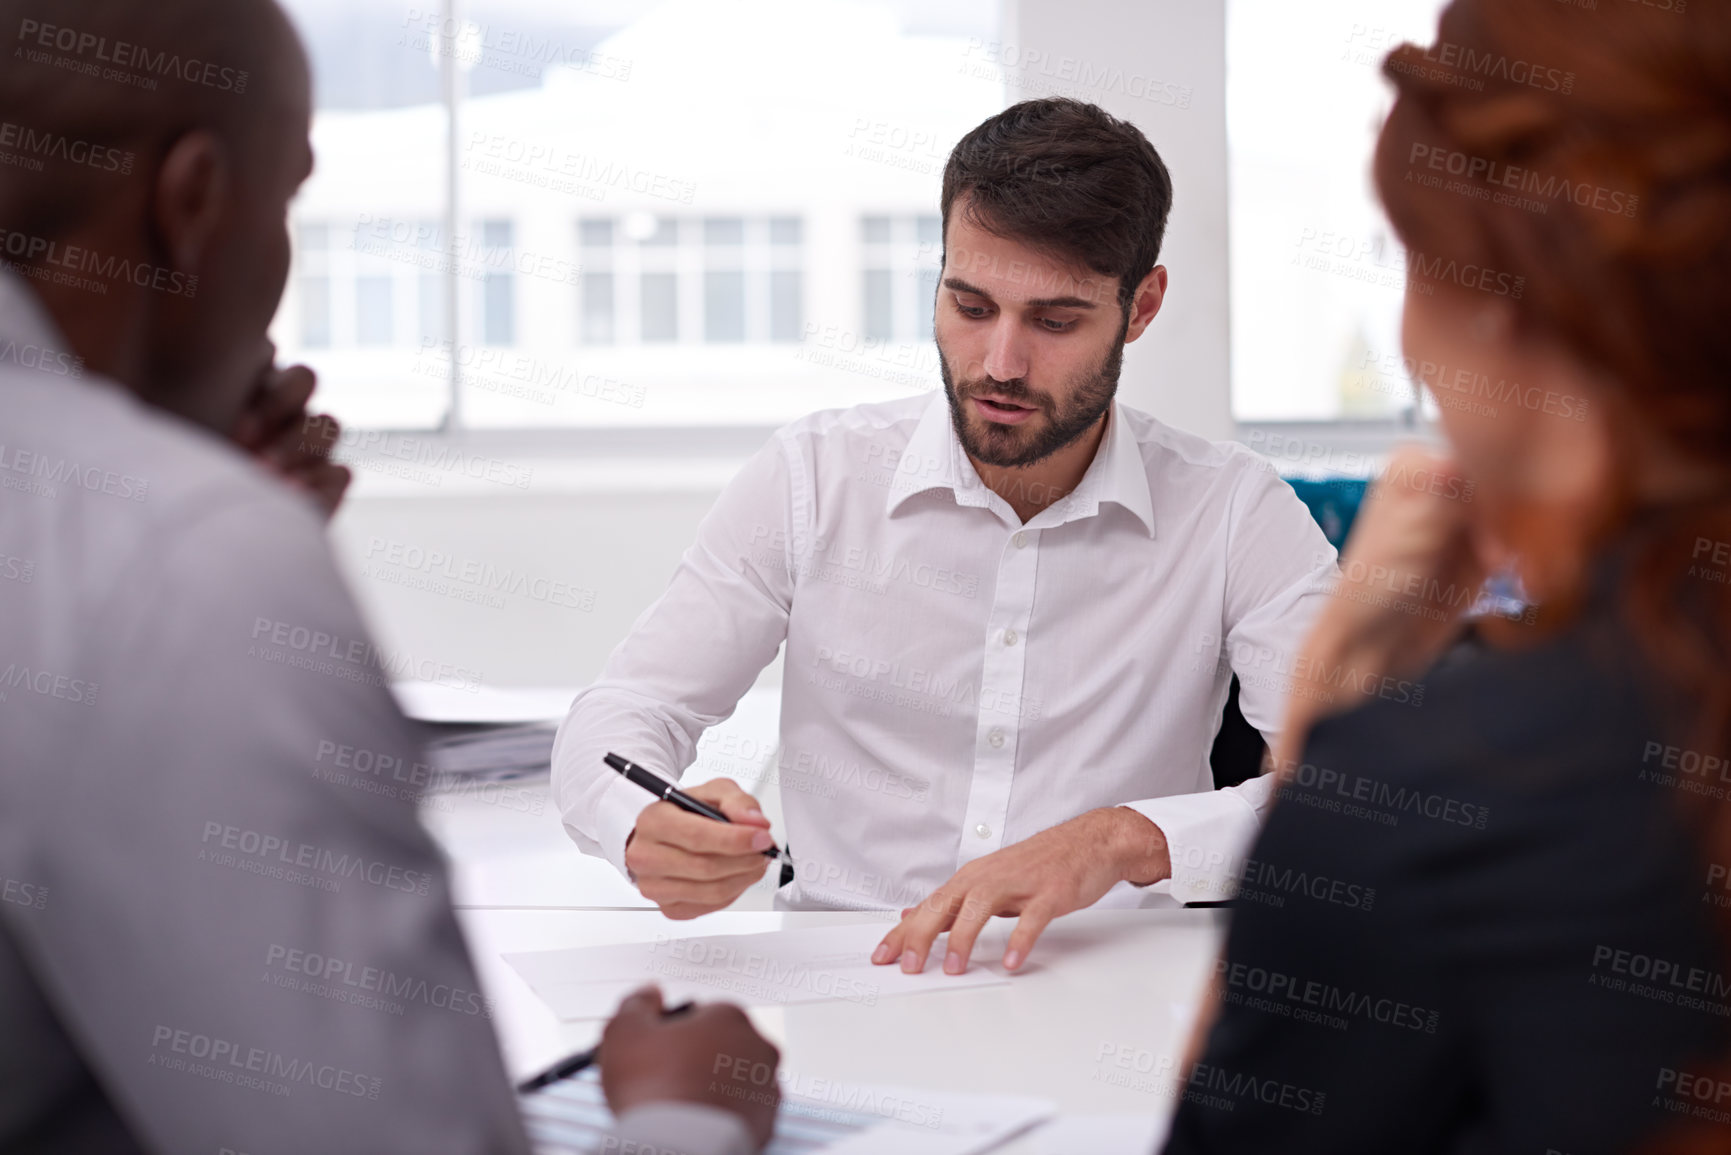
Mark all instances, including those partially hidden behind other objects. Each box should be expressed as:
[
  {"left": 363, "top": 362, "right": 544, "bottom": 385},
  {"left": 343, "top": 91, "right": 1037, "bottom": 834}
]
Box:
[
  {"left": 521, "top": 985, "right": 782, "bottom": 1150},
  {"left": 599, "top": 987, "right": 782, "bottom": 1147},
  {"left": 608, "top": 753, "right": 783, "bottom": 920}
]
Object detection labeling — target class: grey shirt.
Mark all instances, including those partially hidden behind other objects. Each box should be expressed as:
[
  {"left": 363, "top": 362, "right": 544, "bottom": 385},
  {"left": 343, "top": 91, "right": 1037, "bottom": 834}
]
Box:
[{"left": 0, "top": 273, "right": 751, "bottom": 1155}]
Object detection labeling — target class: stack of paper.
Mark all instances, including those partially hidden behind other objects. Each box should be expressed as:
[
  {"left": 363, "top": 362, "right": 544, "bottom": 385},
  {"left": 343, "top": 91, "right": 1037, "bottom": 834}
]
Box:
[
  {"left": 392, "top": 682, "right": 577, "bottom": 724},
  {"left": 424, "top": 722, "right": 557, "bottom": 786},
  {"left": 504, "top": 924, "right": 1010, "bottom": 1021}
]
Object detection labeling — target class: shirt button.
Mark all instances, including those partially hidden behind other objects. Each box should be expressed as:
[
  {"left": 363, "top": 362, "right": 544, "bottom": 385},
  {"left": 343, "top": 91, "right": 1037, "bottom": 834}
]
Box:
[
  {"left": 1012, "top": 532, "right": 1028, "bottom": 548},
  {"left": 975, "top": 823, "right": 992, "bottom": 839},
  {"left": 987, "top": 728, "right": 1006, "bottom": 749},
  {"left": 1003, "top": 628, "right": 1019, "bottom": 647}
]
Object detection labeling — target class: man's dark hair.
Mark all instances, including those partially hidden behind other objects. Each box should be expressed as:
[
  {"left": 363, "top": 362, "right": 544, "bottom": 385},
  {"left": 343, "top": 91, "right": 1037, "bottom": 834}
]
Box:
[{"left": 941, "top": 98, "right": 1174, "bottom": 312}]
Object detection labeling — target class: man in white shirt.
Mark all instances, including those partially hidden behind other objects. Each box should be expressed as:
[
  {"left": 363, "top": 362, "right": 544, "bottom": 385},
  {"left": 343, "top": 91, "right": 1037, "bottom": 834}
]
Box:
[{"left": 554, "top": 98, "right": 1340, "bottom": 977}]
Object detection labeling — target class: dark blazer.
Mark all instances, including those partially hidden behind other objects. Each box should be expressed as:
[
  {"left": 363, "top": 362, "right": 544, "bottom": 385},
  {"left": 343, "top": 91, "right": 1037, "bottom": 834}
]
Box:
[{"left": 1165, "top": 589, "right": 1731, "bottom": 1154}]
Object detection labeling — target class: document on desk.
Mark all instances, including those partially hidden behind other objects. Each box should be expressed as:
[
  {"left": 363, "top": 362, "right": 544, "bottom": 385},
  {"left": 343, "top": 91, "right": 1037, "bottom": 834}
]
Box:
[
  {"left": 524, "top": 1068, "right": 1054, "bottom": 1155},
  {"left": 1018, "top": 1113, "right": 1167, "bottom": 1153},
  {"left": 504, "top": 923, "right": 1011, "bottom": 1021}
]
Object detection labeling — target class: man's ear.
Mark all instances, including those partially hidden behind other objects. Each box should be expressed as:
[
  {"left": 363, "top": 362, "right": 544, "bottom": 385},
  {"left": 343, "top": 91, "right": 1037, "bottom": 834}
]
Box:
[
  {"left": 1123, "top": 265, "right": 1168, "bottom": 344},
  {"left": 153, "top": 130, "right": 230, "bottom": 273}
]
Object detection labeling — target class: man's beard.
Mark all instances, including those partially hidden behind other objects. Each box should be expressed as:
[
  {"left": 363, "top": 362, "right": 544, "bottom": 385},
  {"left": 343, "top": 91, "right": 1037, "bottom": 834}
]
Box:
[{"left": 939, "top": 315, "right": 1129, "bottom": 469}]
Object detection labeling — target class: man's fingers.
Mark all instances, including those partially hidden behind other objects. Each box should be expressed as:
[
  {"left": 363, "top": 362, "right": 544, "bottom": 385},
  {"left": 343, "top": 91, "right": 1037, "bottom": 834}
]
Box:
[
  {"left": 296, "top": 411, "right": 341, "bottom": 458},
  {"left": 649, "top": 878, "right": 764, "bottom": 920},
  {"left": 683, "top": 778, "right": 771, "bottom": 827},
  {"left": 273, "top": 413, "right": 340, "bottom": 470},
  {"left": 302, "top": 463, "right": 352, "bottom": 519},
  {"left": 236, "top": 368, "right": 317, "bottom": 449},
  {"left": 641, "top": 845, "right": 770, "bottom": 886},
  {"left": 893, "top": 890, "right": 962, "bottom": 974},
  {"left": 865, "top": 921, "right": 907, "bottom": 969},
  {"left": 939, "top": 892, "right": 1002, "bottom": 975},
  {"left": 871, "top": 920, "right": 907, "bottom": 967},
  {"left": 267, "top": 365, "right": 317, "bottom": 420},
  {"left": 639, "top": 801, "right": 773, "bottom": 856},
  {"left": 611, "top": 985, "right": 665, "bottom": 1025},
  {"left": 657, "top": 900, "right": 728, "bottom": 921},
  {"left": 624, "top": 833, "right": 767, "bottom": 888},
  {"left": 254, "top": 365, "right": 316, "bottom": 432},
  {"left": 1003, "top": 903, "right": 1059, "bottom": 973}
]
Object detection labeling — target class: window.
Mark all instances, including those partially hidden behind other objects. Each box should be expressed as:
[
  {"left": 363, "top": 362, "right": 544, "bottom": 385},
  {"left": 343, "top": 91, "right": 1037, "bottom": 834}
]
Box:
[
  {"left": 481, "top": 220, "right": 515, "bottom": 346},
  {"left": 770, "top": 271, "right": 803, "bottom": 344},
  {"left": 861, "top": 214, "right": 942, "bottom": 343},
  {"left": 297, "top": 224, "right": 331, "bottom": 349},
  {"left": 640, "top": 272, "right": 679, "bottom": 344},
  {"left": 355, "top": 276, "right": 394, "bottom": 346},
  {"left": 863, "top": 270, "right": 894, "bottom": 342},
  {"left": 703, "top": 217, "right": 747, "bottom": 343},
  {"left": 578, "top": 219, "right": 616, "bottom": 345},
  {"left": 288, "top": 216, "right": 509, "bottom": 350},
  {"left": 270, "top": 0, "right": 1001, "bottom": 429},
  {"left": 573, "top": 216, "right": 805, "bottom": 347},
  {"left": 1228, "top": 0, "right": 1452, "bottom": 423},
  {"left": 300, "top": 277, "right": 332, "bottom": 349}
]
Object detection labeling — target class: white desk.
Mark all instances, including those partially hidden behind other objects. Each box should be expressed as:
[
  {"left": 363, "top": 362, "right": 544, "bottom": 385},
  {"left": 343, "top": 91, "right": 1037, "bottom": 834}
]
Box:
[
  {"left": 416, "top": 685, "right": 1228, "bottom": 1151},
  {"left": 459, "top": 906, "right": 1226, "bottom": 1151}
]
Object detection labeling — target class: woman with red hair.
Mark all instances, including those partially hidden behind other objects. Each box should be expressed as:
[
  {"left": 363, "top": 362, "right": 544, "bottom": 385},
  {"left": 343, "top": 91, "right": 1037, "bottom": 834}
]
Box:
[{"left": 1165, "top": 1, "right": 1731, "bottom": 1151}]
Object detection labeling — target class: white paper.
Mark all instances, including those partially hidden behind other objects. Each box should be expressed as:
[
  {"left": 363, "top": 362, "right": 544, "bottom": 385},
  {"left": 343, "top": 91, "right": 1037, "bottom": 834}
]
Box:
[
  {"left": 522, "top": 1068, "right": 1053, "bottom": 1155},
  {"left": 392, "top": 681, "right": 579, "bottom": 724},
  {"left": 504, "top": 923, "right": 1010, "bottom": 1020},
  {"left": 1015, "top": 1113, "right": 1166, "bottom": 1154},
  {"left": 818, "top": 1085, "right": 1052, "bottom": 1155}
]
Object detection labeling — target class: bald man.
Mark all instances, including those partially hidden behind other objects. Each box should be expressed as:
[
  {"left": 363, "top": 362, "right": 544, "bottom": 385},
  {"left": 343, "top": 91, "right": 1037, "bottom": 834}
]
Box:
[{"left": 0, "top": 1, "right": 777, "bottom": 1152}]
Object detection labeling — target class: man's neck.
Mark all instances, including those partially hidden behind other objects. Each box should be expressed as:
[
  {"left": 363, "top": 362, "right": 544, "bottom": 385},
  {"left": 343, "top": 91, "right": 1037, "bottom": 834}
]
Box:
[{"left": 968, "top": 410, "right": 1111, "bottom": 525}]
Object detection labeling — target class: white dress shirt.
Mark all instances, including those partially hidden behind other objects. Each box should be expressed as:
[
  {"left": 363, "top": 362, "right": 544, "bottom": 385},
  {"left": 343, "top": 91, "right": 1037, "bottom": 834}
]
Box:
[{"left": 553, "top": 392, "right": 1338, "bottom": 907}]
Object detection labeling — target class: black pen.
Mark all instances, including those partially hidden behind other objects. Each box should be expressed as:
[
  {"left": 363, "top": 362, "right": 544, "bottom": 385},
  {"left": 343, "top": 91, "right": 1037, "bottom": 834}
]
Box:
[
  {"left": 516, "top": 1000, "right": 696, "bottom": 1094},
  {"left": 603, "top": 752, "right": 782, "bottom": 861}
]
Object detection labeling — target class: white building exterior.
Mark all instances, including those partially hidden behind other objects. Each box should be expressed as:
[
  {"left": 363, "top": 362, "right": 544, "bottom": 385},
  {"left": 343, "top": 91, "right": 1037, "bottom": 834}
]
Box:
[{"left": 273, "top": 0, "right": 1005, "bottom": 430}]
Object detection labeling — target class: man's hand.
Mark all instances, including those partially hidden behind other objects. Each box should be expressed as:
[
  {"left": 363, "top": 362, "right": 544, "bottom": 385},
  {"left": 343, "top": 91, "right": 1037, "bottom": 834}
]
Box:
[
  {"left": 625, "top": 778, "right": 775, "bottom": 919},
  {"left": 870, "top": 807, "right": 1169, "bottom": 977},
  {"left": 230, "top": 360, "right": 352, "bottom": 521},
  {"left": 600, "top": 986, "right": 781, "bottom": 1147}
]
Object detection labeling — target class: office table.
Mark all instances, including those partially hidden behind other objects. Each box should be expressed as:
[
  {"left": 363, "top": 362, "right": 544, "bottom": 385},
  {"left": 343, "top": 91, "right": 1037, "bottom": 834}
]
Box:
[
  {"left": 457, "top": 905, "right": 1226, "bottom": 1152},
  {"left": 416, "top": 693, "right": 1230, "bottom": 1153}
]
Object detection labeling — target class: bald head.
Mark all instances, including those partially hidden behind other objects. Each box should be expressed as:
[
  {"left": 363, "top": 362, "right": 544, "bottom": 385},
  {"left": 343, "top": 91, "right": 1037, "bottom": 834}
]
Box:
[
  {"left": 0, "top": 0, "right": 314, "bottom": 430},
  {"left": 0, "top": 0, "right": 305, "bottom": 233}
]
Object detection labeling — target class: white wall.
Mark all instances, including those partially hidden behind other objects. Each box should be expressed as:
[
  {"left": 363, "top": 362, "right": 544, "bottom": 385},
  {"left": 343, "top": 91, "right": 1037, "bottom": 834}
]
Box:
[
  {"left": 328, "top": 440, "right": 787, "bottom": 690},
  {"left": 332, "top": 488, "right": 708, "bottom": 690},
  {"left": 1006, "top": 0, "right": 1232, "bottom": 440}
]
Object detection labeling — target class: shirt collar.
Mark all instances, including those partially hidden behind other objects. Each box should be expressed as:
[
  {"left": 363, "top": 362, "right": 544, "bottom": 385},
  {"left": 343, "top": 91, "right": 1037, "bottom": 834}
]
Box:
[
  {"left": 1066, "top": 400, "right": 1157, "bottom": 537},
  {"left": 883, "top": 392, "right": 975, "bottom": 514},
  {"left": 885, "top": 391, "right": 1156, "bottom": 538}
]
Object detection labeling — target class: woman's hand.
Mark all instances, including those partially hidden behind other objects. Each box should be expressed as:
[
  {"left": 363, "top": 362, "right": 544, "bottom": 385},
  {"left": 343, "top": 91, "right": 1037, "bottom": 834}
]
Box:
[{"left": 1275, "top": 446, "right": 1487, "bottom": 769}]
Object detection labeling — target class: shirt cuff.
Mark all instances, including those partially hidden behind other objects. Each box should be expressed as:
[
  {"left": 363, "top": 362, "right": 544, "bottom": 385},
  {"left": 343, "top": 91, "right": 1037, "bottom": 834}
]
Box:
[
  {"left": 607, "top": 1102, "right": 760, "bottom": 1155},
  {"left": 552, "top": 754, "right": 657, "bottom": 881},
  {"left": 1121, "top": 777, "right": 1273, "bottom": 904},
  {"left": 594, "top": 772, "right": 656, "bottom": 879}
]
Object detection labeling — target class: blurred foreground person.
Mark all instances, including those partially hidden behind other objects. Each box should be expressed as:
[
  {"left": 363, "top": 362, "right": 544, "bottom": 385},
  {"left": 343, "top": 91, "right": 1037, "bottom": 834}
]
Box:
[
  {"left": 1166, "top": 1, "right": 1731, "bottom": 1152},
  {"left": 0, "top": 0, "right": 774, "bottom": 1151}
]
